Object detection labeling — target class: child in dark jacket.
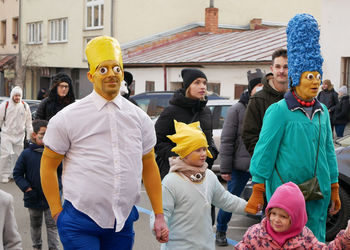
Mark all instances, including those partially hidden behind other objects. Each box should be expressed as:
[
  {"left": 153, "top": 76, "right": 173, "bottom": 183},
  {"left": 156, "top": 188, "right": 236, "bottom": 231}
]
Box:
[
  {"left": 13, "top": 119, "right": 61, "bottom": 250},
  {"left": 235, "top": 182, "right": 350, "bottom": 249}
]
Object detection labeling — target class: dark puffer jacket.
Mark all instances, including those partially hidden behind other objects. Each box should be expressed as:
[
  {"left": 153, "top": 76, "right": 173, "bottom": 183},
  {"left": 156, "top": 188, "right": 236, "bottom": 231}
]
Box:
[
  {"left": 220, "top": 91, "right": 251, "bottom": 174},
  {"left": 35, "top": 97, "right": 68, "bottom": 121},
  {"left": 242, "top": 75, "right": 285, "bottom": 156},
  {"left": 155, "top": 89, "right": 218, "bottom": 179},
  {"left": 317, "top": 88, "right": 339, "bottom": 110},
  {"left": 13, "top": 143, "right": 62, "bottom": 209},
  {"left": 332, "top": 95, "right": 350, "bottom": 125}
]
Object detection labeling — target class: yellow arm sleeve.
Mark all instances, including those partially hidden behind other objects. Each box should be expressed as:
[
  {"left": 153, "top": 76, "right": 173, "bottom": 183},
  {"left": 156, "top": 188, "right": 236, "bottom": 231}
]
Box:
[
  {"left": 142, "top": 148, "right": 163, "bottom": 214},
  {"left": 40, "top": 147, "right": 64, "bottom": 217}
]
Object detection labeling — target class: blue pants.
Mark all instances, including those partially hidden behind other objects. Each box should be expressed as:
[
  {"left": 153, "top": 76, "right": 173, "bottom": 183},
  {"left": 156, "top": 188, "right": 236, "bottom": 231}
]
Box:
[
  {"left": 57, "top": 200, "right": 139, "bottom": 250},
  {"left": 216, "top": 169, "right": 250, "bottom": 232},
  {"left": 335, "top": 124, "right": 346, "bottom": 137}
]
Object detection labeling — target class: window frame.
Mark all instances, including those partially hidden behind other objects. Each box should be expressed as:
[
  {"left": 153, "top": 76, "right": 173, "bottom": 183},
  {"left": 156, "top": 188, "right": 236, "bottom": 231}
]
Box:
[
  {"left": 27, "top": 21, "right": 42, "bottom": 45},
  {"left": 0, "top": 20, "right": 6, "bottom": 45},
  {"left": 49, "top": 18, "right": 68, "bottom": 43},
  {"left": 86, "top": 0, "right": 104, "bottom": 30},
  {"left": 12, "top": 17, "right": 19, "bottom": 44}
]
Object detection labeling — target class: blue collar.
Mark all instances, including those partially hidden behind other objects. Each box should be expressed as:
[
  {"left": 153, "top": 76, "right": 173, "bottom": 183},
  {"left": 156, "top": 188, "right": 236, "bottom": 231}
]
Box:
[{"left": 284, "top": 91, "right": 324, "bottom": 120}]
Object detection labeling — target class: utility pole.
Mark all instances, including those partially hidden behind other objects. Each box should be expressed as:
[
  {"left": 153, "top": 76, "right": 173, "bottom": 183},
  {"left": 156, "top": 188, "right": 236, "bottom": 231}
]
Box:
[{"left": 210, "top": 0, "right": 214, "bottom": 7}]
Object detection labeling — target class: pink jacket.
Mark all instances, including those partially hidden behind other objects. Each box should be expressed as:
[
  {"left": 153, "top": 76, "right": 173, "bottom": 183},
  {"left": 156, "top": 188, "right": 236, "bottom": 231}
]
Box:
[{"left": 235, "top": 218, "right": 350, "bottom": 249}]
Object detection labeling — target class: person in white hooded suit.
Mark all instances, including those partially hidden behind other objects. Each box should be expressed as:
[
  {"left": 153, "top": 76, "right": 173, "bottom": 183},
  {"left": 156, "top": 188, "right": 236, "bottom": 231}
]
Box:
[{"left": 0, "top": 86, "right": 32, "bottom": 183}]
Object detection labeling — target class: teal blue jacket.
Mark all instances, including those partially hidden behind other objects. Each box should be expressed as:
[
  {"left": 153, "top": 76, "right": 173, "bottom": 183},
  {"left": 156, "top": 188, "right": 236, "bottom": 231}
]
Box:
[{"left": 250, "top": 91, "right": 338, "bottom": 242}]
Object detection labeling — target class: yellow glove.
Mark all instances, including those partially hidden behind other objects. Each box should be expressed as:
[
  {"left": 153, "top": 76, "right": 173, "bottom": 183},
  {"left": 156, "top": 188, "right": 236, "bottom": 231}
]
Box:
[
  {"left": 245, "top": 183, "right": 265, "bottom": 215},
  {"left": 331, "top": 183, "right": 341, "bottom": 213}
]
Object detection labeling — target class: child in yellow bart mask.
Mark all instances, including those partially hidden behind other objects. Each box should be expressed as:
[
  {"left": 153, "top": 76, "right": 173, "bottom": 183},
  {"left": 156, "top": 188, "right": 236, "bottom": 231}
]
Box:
[
  {"left": 86, "top": 36, "right": 124, "bottom": 100},
  {"left": 151, "top": 120, "right": 247, "bottom": 249}
]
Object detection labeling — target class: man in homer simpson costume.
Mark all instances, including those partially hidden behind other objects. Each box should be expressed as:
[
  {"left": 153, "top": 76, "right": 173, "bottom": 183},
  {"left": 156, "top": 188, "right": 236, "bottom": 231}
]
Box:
[
  {"left": 244, "top": 14, "right": 340, "bottom": 242},
  {"left": 40, "top": 36, "right": 168, "bottom": 249}
]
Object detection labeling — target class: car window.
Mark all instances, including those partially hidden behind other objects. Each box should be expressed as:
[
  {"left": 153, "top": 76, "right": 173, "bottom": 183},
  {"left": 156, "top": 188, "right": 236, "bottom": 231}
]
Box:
[
  {"left": 209, "top": 105, "right": 230, "bottom": 129},
  {"left": 133, "top": 94, "right": 172, "bottom": 119}
]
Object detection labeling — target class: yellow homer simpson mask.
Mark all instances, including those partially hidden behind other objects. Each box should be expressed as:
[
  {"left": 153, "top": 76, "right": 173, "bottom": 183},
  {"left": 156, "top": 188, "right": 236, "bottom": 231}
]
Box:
[
  {"left": 85, "top": 36, "right": 123, "bottom": 75},
  {"left": 167, "top": 120, "right": 213, "bottom": 159}
]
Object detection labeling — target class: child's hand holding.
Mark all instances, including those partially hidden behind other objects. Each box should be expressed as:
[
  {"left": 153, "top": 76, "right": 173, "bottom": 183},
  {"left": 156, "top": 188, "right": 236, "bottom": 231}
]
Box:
[{"left": 345, "top": 220, "right": 350, "bottom": 238}]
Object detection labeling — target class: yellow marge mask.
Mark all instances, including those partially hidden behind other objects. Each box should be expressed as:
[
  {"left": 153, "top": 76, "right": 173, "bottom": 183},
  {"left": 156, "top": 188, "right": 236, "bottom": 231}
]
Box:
[{"left": 295, "top": 71, "right": 321, "bottom": 100}]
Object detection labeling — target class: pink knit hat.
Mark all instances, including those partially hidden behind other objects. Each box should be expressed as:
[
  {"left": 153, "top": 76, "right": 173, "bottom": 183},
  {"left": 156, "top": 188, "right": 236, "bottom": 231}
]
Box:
[{"left": 265, "top": 182, "right": 308, "bottom": 246}]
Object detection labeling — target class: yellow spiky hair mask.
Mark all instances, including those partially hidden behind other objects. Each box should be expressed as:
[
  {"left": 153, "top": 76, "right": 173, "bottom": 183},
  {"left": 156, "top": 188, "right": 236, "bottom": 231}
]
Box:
[
  {"left": 167, "top": 120, "right": 212, "bottom": 159},
  {"left": 85, "top": 36, "right": 123, "bottom": 75}
]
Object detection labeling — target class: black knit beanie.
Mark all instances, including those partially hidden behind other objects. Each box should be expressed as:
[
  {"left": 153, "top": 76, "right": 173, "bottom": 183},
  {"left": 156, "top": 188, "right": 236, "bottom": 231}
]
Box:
[
  {"left": 181, "top": 68, "right": 207, "bottom": 90},
  {"left": 247, "top": 69, "right": 264, "bottom": 94},
  {"left": 51, "top": 72, "right": 72, "bottom": 87},
  {"left": 124, "top": 71, "right": 133, "bottom": 87}
]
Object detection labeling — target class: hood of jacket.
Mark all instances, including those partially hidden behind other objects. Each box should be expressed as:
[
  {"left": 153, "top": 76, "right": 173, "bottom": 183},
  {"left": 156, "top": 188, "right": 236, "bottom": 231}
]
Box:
[
  {"left": 265, "top": 182, "right": 307, "bottom": 246},
  {"left": 239, "top": 90, "right": 250, "bottom": 106},
  {"left": 169, "top": 89, "right": 208, "bottom": 113},
  {"left": 10, "top": 86, "right": 23, "bottom": 103}
]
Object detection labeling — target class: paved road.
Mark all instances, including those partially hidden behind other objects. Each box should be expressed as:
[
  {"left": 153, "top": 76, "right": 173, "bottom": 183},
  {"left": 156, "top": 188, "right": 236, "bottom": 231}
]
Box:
[{"left": 0, "top": 180, "right": 259, "bottom": 250}]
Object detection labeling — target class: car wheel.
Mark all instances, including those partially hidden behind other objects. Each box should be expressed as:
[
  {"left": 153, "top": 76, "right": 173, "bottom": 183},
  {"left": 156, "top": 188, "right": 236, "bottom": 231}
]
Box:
[{"left": 326, "top": 186, "right": 350, "bottom": 241}]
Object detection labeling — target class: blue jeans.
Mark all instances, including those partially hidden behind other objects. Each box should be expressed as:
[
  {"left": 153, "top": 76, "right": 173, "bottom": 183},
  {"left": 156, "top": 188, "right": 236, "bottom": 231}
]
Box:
[
  {"left": 216, "top": 169, "right": 251, "bottom": 232},
  {"left": 57, "top": 200, "right": 139, "bottom": 250},
  {"left": 335, "top": 124, "right": 346, "bottom": 137}
]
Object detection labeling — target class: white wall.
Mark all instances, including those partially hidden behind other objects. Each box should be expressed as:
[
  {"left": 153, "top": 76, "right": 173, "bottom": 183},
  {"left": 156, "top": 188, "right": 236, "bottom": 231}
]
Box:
[
  {"left": 321, "top": 0, "right": 350, "bottom": 90},
  {"left": 127, "top": 64, "right": 271, "bottom": 99}
]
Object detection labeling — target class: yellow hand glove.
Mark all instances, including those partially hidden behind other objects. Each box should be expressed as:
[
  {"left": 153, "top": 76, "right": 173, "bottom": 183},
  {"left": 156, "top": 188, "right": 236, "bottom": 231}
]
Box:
[
  {"left": 245, "top": 183, "right": 265, "bottom": 215},
  {"left": 331, "top": 183, "right": 341, "bottom": 213}
]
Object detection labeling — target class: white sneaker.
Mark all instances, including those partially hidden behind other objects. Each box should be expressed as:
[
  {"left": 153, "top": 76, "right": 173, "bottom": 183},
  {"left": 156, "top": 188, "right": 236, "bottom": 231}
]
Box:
[{"left": 0, "top": 177, "right": 9, "bottom": 183}]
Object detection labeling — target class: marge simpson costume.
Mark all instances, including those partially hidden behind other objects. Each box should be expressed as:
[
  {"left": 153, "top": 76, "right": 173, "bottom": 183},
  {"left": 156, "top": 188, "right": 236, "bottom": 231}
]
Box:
[
  {"left": 152, "top": 120, "right": 246, "bottom": 250},
  {"left": 245, "top": 14, "right": 339, "bottom": 242},
  {"left": 40, "top": 36, "right": 168, "bottom": 249}
]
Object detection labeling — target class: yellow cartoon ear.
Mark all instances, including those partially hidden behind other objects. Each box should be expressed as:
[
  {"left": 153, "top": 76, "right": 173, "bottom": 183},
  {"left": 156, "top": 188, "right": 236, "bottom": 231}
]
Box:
[{"left": 85, "top": 36, "right": 123, "bottom": 75}]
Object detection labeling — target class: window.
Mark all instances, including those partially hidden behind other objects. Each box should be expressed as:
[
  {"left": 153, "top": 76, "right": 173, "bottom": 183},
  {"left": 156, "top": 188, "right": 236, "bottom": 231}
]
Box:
[
  {"left": 27, "top": 22, "right": 42, "bottom": 44},
  {"left": 207, "top": 82, "right": 220, "bottom": 95},
  {"left": 0, "top": 20, "right": 6, "bottom": 45},
  {"left": 12, "top": 18, "right": 18, "bottom": 44},
  {"left": 234, "top": 84, "right": 247, "bottom": 99},
  {"left": 49, "top": 18, "right": 68, "bottom": 43},
  {"left": 86, "top": 0, "right": 104, "bottom": 29},
  {"left": 145, "top": 81, "right": 155, "bottom": 92},
  {"left": 341, "top": 57, "right": 350, "bottom": 91}
]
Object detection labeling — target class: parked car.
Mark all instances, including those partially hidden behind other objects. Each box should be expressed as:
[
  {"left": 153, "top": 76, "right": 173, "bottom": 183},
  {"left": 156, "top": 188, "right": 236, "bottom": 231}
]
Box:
[
  {"left": 326, "top": 135, "right": 350, "bottom": 240},
  {"left": 206, "top": 99, "right": 237, "bottom": 172},
  {"left": 131, "top": 91, "right": 227, "bottom": 120}
]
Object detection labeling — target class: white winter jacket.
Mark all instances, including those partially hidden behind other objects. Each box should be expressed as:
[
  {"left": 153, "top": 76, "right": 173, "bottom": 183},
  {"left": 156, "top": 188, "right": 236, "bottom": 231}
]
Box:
[{"left": 0, "top": 86, "right": 32, "bottom": 139}]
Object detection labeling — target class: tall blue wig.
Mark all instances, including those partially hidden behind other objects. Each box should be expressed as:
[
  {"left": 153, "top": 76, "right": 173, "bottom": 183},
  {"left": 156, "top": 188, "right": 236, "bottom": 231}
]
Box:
[{"left": 286, "top": 14, "right": 323, "bottom": 87}]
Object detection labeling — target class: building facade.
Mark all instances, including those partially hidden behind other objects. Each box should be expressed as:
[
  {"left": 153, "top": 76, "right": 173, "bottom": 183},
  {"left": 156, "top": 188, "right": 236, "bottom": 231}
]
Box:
[
  {"left": 321, "top": 0, "right": 350, "bottom": 93},
  {"left": 2, "top": 0, "right": 321, "bottom": 99},
  {"left": 0, "top": 0, "right": 19, "bottom": 96}
]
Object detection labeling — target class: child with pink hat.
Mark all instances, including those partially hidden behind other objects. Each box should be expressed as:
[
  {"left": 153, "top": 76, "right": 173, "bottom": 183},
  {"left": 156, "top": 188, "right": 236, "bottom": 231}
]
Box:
[{"left": 236, "top": 182, "right": 350, "bottom": 249}]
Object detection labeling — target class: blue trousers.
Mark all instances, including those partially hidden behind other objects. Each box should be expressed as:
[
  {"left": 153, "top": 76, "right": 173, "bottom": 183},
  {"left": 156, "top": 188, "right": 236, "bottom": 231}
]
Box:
[
  {"left": 57, "top": 200, "right": 139, "bottom": 250},
  {"left": 335, "top": 124, "right": 346, "bottom": 137},
  {"left": 216, "top": 169, "right": 251, "bottom": 232}
]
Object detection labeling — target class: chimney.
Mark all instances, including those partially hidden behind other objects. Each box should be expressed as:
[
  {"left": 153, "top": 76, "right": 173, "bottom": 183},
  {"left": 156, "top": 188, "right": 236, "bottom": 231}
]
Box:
[
  {"left": 250, "top": 18, "right": 263, "bottom": 30},
  {"left": 205, "top": 7, "right": 219, "bottom": 33}
]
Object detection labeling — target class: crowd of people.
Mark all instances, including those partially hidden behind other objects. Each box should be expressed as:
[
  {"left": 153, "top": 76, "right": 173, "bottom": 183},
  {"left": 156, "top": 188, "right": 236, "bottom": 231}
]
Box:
[{"left": 0, "top": 13, "right": 350, "bottom": 250}]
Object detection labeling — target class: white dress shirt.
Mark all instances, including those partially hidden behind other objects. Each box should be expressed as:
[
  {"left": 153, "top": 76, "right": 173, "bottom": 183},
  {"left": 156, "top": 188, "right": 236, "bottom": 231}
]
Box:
[{"left": 44, "top": 91, "right": 156, "bottom": 232}]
